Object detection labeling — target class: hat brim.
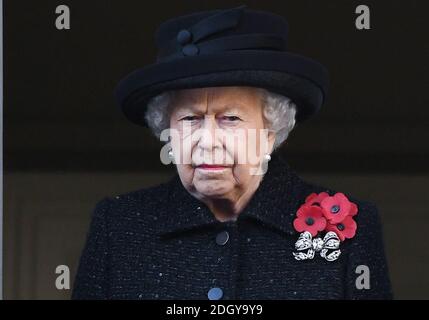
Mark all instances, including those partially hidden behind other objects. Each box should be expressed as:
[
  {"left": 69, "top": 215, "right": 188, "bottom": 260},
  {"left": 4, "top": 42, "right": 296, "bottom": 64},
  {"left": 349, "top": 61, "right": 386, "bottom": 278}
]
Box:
[{"left": 115, "top": 50, "right": 329, "bottom": 126}]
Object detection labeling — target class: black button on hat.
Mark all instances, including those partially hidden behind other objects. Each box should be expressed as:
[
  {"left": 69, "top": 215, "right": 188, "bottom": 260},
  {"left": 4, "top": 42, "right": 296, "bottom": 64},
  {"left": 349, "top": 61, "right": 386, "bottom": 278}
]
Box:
[
  {"left": 182, "top": 44, "right": 199, "bottom": 56},
  {"left": 177, "top": 29, "right": 192, "bottom": 45}
]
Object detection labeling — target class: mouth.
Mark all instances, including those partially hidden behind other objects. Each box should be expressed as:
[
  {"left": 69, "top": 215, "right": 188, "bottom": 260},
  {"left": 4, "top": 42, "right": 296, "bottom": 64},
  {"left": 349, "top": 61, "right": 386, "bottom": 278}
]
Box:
[{"left": 196, "top": 164, "right": 230, "bottom": 171}]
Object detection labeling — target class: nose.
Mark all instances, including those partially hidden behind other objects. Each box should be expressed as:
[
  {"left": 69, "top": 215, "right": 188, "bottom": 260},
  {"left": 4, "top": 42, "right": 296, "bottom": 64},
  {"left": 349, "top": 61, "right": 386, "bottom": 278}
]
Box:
[{"left": 198, "top": 115, "right": 222, "bottom": 152}]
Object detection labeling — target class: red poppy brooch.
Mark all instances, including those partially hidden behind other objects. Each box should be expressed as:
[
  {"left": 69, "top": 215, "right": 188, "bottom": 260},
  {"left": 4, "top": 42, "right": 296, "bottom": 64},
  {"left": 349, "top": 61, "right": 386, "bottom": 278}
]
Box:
[{"left": 292, "top": 192, "right": 358, "bottom": 262}]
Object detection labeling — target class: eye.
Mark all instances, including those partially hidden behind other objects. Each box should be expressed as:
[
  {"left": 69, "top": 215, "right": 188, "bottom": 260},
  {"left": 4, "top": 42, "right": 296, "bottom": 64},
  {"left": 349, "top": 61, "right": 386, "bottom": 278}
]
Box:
[
  {"left": 181, "top": 115, "right": 200, "bottom": 121},
  {"left": 222, "top": 115, "right": 241, "bottom": 122}
]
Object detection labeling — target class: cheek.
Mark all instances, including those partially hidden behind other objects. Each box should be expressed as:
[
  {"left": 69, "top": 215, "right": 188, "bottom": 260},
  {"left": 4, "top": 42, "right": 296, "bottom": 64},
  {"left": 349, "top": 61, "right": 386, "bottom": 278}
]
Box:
[
  {"left": 248, "top": 126, "right": 270, "bottom": 158},
  {"left": 225, "top": 129, "right": 265, "bottom": 164},
  {"left": 171, "top": 135, "right": 196, "bottom": 164},
  {"left": 231, "top": 163, "right": 253, "bottom": 184},
  {"left": 224, "top": 133, "right": 246, "bottom": 161},
  {"left": 176, "top": 164, "right": 195, "bottom": 186}
]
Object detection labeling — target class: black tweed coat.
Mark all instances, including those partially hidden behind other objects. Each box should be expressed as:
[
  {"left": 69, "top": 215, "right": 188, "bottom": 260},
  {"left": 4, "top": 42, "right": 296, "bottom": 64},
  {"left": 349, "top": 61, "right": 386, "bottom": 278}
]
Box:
[{"left": 72, "top": 154, "right": 393, "bottom": 300}]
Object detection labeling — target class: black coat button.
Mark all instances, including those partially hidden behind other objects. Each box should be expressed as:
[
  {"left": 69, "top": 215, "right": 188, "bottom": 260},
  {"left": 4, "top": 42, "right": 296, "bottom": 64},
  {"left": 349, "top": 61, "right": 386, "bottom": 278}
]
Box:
[
  {"left": 182, "top": 44, "right": 199, "bottom": 56},
  {"left": 207, "top": 287, "right": 223, "bottom": 300},
  {"left": 216, "top": 231, "right": 229, "bottom": 245},
  {"left": 177, "top": 29, "right": 192, "bottom": 45}
]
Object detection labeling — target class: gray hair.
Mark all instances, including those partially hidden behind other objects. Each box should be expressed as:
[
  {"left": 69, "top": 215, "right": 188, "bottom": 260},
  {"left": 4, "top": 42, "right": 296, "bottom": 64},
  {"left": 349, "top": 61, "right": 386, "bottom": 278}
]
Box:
[{"left": 144, "top": 88, "right": 297, "bottom": 150}]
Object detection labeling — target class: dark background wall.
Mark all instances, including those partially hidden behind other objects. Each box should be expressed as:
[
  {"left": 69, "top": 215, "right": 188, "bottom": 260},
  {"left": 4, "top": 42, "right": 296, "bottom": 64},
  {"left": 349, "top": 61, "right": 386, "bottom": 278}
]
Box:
[{"left": 3, "top": 0, "right": 429, "bottom": 299}]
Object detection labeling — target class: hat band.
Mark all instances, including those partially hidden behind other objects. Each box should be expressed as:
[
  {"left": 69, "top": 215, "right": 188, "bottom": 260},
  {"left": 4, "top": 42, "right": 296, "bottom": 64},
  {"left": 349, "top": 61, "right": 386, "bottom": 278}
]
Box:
[{"left": 157, "top": 33, "right": 287, "bottom": 63}]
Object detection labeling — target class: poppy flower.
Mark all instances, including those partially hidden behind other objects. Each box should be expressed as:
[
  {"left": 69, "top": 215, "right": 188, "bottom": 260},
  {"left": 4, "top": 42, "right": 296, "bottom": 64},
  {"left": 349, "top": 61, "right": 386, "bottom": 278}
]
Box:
[
  {"left": 320, "top": 192, "right": 353, "bottom": 224},
  {"left": 349, "top": 202, "right": 358, "bottom": 217},
  {"left": 325, "top": 216, "right": 357, "bottom": 241},
  {"left": 305, "top": 192, "right": 329, "bottom": 207},
  {"left": 293, "top": 205, "right": 327, "bottom": 237}
]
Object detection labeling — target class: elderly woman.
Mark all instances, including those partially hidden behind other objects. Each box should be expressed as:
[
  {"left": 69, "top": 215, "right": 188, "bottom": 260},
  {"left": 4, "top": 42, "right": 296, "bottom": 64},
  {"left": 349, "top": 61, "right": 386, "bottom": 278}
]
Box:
[{"left": 73, "top": 6, "right": 392, "bottom": 300}]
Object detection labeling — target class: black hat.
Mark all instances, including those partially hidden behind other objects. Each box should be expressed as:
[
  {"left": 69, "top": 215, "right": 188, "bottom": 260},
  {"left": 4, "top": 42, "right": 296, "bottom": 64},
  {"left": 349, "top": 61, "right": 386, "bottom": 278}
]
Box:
[{"left": 115, "top": 5, "right": 329, "bottom": 127}]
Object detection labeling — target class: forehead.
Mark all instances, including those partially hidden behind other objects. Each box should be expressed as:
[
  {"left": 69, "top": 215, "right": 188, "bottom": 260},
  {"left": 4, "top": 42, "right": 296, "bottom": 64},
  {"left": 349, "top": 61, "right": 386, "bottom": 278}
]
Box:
[{"left": 171, "top": 86, "right": 263, "bottom": 112}]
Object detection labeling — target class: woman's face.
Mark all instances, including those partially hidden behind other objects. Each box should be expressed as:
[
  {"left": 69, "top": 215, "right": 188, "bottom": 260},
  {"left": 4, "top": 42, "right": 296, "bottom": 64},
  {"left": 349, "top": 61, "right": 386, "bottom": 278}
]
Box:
[{"left": 169, "top": 86, "right": 275, "bottom": 203}]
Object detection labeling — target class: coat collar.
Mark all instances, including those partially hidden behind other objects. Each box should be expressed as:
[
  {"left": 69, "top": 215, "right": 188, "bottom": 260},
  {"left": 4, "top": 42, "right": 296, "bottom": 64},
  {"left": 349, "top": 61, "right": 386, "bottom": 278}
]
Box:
[{"left": 156, "top": 153, "right": 310, "bottom": 237}]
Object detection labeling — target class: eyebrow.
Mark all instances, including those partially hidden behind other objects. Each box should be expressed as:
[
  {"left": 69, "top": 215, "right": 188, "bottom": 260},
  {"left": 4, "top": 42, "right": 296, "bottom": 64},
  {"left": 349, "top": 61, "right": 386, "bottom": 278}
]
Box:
[{"left": 174, "top": 102, "right": 246, "bottom": 116}]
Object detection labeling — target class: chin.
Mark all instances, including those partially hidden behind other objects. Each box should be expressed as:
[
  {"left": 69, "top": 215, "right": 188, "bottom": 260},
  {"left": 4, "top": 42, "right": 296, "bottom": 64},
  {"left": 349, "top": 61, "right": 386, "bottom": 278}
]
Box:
[{"left": 195, "top": 182, "right": 232, "bottom": 198}]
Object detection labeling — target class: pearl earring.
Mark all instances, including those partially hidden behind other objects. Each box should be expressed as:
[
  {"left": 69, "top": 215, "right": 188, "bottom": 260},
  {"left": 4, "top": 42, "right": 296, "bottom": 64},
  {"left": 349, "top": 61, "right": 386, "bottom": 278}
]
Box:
[
  {"left": 264, "top": 153, "right": 271, "bottom": 162},
  {"left": 168, "top": 149, "right": 174, "bottom": 159}
]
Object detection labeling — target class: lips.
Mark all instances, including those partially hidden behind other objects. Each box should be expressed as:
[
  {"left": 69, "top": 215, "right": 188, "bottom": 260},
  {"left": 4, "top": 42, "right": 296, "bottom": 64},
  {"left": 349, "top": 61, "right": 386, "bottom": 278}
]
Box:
[{"left": 197, "top": 164, "right": 229, "bottom": 170}]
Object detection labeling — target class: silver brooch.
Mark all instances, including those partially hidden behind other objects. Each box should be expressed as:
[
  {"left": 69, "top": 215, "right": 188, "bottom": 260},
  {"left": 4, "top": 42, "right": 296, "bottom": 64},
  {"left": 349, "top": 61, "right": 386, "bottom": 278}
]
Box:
[{"left": 293, "top": 231, "right": 341, "bottom": 262}]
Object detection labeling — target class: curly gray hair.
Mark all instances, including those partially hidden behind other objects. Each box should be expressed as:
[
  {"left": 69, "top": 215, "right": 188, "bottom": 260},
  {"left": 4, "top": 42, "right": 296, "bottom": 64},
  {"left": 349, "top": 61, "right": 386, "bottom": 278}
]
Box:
[{"left": 144, "top": 88, "right": 297, "bottom": 150}]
